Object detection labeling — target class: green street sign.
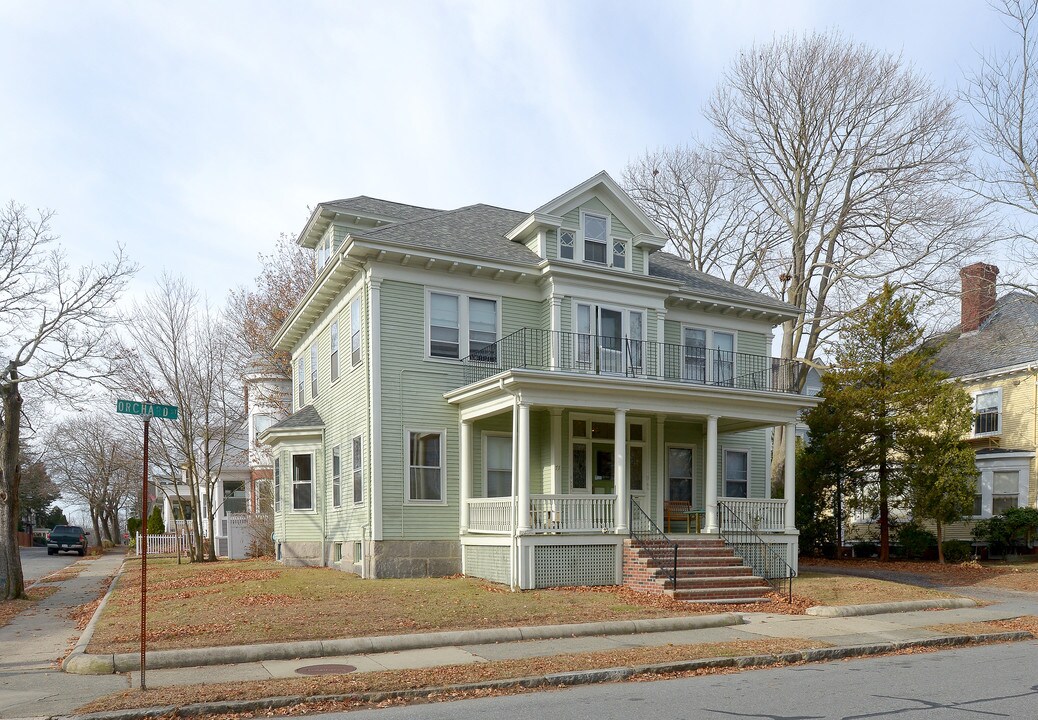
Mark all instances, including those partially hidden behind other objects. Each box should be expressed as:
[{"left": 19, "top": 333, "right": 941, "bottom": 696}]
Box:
[{"left": 116, "top": 399, "right": 179, "bottom": 420}]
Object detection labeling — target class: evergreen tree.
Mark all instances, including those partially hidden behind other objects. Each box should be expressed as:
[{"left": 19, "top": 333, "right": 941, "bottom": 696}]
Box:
[
  {"left": 147, "top": 505, "right": 165, "bottom": 535},
  {"left": 811, "top": 282, "right": 975, "bottom": 561}
]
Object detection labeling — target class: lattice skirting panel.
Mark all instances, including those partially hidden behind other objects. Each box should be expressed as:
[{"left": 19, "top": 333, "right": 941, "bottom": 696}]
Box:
[
  {"left": 533, "top": 544, "right": 617, "bottom": 588},
  {"left": 464, "top": 545, "right": 511, "bottom": 585}
]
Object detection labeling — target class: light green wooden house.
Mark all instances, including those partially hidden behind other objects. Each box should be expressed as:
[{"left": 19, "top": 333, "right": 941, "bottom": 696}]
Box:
[{"left": 262, "top": 172, "right": 816, "bottom": 593}]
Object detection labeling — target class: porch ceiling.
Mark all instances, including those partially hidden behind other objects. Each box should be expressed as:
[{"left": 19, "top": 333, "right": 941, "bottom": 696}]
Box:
[{"left": 444, "top": 368, "right": 818, "bottom": 429}]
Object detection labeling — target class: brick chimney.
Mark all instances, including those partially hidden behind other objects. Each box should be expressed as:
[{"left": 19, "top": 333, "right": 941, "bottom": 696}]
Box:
[{"left": 960, "top": 262, "right": 999, "bottom": 333}]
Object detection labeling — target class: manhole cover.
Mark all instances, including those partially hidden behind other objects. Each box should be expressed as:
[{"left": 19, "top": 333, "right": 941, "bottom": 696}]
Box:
[{"left": 295, "top": 664, "right": 357, "bottom": 676}]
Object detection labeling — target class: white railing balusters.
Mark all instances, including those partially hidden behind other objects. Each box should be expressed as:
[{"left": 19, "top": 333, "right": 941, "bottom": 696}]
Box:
[
  {"left": 466, "top": 495, "right": 617, "bottom": 534},
  {"left": 717, "top": 498, "right": 786, "bottom": 533}
]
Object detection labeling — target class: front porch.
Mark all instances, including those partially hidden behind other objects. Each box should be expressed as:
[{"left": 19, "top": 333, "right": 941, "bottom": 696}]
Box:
[{"left": 446, "top": 367, "right": 814, "bottom": 590}]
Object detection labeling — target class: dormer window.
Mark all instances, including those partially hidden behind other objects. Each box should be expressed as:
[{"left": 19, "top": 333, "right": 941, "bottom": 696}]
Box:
[
  {"left": 559, "top": 229, "right": 575, "bottom": 260},
  {"left": 583, "top": 213, "right": 608, "bottom": 264}
]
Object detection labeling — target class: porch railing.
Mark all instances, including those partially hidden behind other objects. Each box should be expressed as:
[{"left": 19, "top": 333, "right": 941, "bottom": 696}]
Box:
[
  {"left": 461, "top": 327, "right": 806, "bottom": 393},
  {"left": 629, "top": 497, "right": 678, "bottom": 589},
  {"left": 467, "top": 498, "right": 513, "bottom": 533},
  {"left": 718, "top": 498, "right": 787, "bottom": 533},
  {"left": 466, "top": 495, "right": 616, "bottom": 534},
  {"left": 717, "top": 500, "right": 796, "bottom": 602}
]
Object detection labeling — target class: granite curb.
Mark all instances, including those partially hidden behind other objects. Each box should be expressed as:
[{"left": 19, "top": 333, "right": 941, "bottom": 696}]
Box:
[
  {"left": 54, "top": 631, "right": 1033, "bottom": 720},
  {"left": 804, "top": 597, "right": 978, "bottom": 617},
  {"left": 64, "top": 611, "right": 745, "bottom": 675},
  {"left": 61, "top": 559, "right": 128, "bottom": 675}
]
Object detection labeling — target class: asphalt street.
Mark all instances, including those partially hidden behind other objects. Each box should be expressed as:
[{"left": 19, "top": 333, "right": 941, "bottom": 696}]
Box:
[
  {"left": 19, "top": 546, "right": 80, "bottom": 583},
  {"left": 315, "top": 639, "right": 1038, "bottom": 720}
]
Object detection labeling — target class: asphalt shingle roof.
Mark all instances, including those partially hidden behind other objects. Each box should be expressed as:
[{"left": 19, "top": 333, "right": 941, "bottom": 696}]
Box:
[
  {"left": 322, "top": 196, "right": 441, "bottom": 223},
  {"left": 933, "top": 293, "right": 1038, "bottom": 377},
  {"left": 362, "top": 204, "right": 542, "bottom": 265},
  {"left": 266, "top": 405, "right": 324, "bottom": 432},
  {"left": 648, "top": 252, "right": 801, "bottom": 313}
]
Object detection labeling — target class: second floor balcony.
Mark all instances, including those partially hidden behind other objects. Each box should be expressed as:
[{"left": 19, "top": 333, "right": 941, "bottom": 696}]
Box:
[{"left": 459, "top": 327, "right": 806, "bottom": 395}]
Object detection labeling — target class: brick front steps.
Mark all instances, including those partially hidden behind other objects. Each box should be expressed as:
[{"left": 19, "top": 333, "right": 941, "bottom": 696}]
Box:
[{"left": 622, "top": 538, "right": 772, "bottom": 603}]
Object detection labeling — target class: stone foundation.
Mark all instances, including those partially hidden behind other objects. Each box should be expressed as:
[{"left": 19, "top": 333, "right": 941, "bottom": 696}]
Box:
[
  {"left": 278, "top": 541, "right": 324, "bottom": 567},
  {"left": 368, "top": 540, "right": 461, "bottom": 578}
]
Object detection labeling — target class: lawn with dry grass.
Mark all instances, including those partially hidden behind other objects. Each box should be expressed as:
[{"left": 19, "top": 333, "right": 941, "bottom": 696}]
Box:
[
  {"left": 90, "top": 559, "right": 743, "bottom": 654},
  {"left": 800, "top": 557, "right": 1038, "bottom": 592},
  {"left": 0, "top": 585, "right": 58, "bottom": 628},
  {"left": 793, "top": 571, "right": 957, "bottom": 606},
  {"left": 76, "top": 636, "right": 822, "bottom": 714},
  {"left": 926, "top": 615, "right": 1038, "bottom": 637}
]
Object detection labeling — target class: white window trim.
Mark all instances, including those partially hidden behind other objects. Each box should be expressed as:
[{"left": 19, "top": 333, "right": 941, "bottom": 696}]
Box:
[
  {"left": 273, "top": 457, "right": 281, "bottom": 513},
  {"left": 558, "top": 227, "right": 577, "bottom": 260},
  {"left": 404, "top": 427, "right": 449, "bottom": 505},
  {"left": 681, "top": 324, "right": 739, "bottom": 383},
  {"left": 331, "top": 444, "right": 341, "bottom": 509},
  {"left": 974, "top": 460, "right": 1030, "bottom": 518},
  {"left": 352, "top": 435, "right": 364, "bottom": 505},
  {"left": 567, "top": 413, "right": 647, "bottom": 495},
  {"left": 424, "top": 288, "right": 502, "bottom": 363},
  {"left": 482, "top": 431, "right": 513, "bottom": 498},
  {"left": 310, "top": 345, "right": 319, "bottom": 399},
  {"left": 296, "top": 358, "right": 304, "bottom": 409},
  {"left": 350, "top": 296, "right": 363, "bottom": 368},
  {"left": 579, "top": 210, "right": 610, "bottom": 266},
  {"left": 290, "top": 451, "right": 317, "bottom": 513},
  {"left": 971, "top": 387, "right": 1002, "bottom": 438},
  {"left": 628, "top": 423, "right": 647, "bottom": 495},
  {"left": 721, "top": 447, "right": 751, "bottom": 499},
  {"left": 665, "top": 443, "right": 698, "bottom": 507},
  {"left": 330, "top": 320, "right": 340, "bottom": 384}
]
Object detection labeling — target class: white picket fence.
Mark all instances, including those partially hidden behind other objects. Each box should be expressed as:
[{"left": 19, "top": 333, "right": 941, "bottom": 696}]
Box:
[{"left": 135, "top": 531, "right": 189, "bottom": 556}]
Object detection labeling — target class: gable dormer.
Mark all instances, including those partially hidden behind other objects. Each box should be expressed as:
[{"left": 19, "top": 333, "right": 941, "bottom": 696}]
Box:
[{"left": 507, "top": 171, "right": 666, "bottom": 275}]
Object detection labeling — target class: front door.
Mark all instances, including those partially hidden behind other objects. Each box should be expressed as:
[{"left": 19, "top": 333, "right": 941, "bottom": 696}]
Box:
[
  {"left": 667, "top": 446, "right": 699, "bottom": 507},
  {"left": 592, "top": 443, "right": 614, "bottom": 494}
]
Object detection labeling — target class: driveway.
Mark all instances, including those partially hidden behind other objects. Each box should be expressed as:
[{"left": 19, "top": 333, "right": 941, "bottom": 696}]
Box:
[{"left": 19, "top": 546, "right": 81, "bottom": 584}]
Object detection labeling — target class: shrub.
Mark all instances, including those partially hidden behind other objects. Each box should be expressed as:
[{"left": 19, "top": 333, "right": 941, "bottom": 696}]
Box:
[
  {"left": 147, "top": 505, "right": 165, "bottom": 535},
  {"left": 127, "top": 517, "right": 140, "bottom": 538},
  {"left": 854, "top": 542, "right": 878, "bottom": 558},
  {"left": 101, "top": 539, "right": 113, "bottom": 550},
  {"left": 896, "top": 522, "right": 937, "bottom": 559},
  {"left": 942, "top": 539, "right": 972, "bottom": 563}
]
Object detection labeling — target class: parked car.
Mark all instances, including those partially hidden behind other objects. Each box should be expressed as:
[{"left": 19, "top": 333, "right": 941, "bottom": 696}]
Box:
[{"left": 47, "top": 525, "right": 88, "bottom": 556}]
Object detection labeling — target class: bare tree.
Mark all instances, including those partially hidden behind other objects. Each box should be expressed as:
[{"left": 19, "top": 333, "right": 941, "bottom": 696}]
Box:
[
  {"left": 638, "top": 32, "right": 992, "bottom": 482},
  {"left": 964, "top": 0, "right": 1038, "bottom": 285},
  {"left": 624, "top": 143, "right": 782, "bottom": 287},
  {"left": 46, "top": 414, "right": 138, "bottom": 545},
  {"left": 121, "top": 275, "right": 245, "bottom": 562},
  {"left": 0, "top": 202, "right": 134, "bottom": 599}
]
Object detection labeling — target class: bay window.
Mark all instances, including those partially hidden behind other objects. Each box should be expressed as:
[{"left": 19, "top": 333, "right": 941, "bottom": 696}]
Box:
[{"left": 291, "top": 453, "right": 313, "bottom": 511}]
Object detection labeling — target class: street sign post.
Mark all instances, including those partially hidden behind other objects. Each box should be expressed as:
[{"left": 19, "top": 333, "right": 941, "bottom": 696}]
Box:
[{"left": 117, "top": 399, "right": 179, "bottom": 692}]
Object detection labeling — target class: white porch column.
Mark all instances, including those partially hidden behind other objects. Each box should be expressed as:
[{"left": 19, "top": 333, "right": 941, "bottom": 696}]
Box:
[
  {"left": 549, "top": 408, "right": 562, "bottom": 494},
  {"left": 655, "top": 415, "right": 666, "bottom": 523},
  {"left": 614, "top": 407, "right": 628, "bottom": 533},
  {"left": 550, "top": 296, "right": 563, "bottom": 369},
  {"left": 459, "top": 420, "right": 473, "bottom": 534},
  {"left": 784, "top": 421, "right": 796, "bottom": 532},
  {"left": 705, "top": 415, "right": 719, "bottom": 533},
  {"left": 517, "top": 401, "right": 531, "bottom": 533}
]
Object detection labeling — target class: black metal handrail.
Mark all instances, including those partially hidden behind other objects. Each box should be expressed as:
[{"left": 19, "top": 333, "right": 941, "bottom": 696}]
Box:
[
  {"left": 629, "top": 497, "right": 678, "bottom": 590},
  {"left": 717, "top": 500, "right": 797, "bottom": 602},
  {"left": 461, "top": 328, "right": 806, "bottom": 393}
]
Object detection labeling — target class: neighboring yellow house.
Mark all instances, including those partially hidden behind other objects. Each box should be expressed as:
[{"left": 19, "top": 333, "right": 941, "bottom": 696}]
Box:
[{"left": 932, "top": 263, "right": 1038, "bottom": 543}]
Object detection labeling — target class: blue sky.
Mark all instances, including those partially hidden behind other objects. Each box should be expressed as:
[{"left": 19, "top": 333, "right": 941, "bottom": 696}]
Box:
[{"left": 0, "top": 1, "right": 1014, "bottom": 301}]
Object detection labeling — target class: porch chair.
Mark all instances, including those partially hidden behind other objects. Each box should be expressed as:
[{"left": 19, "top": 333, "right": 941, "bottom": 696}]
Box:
[{"left": 664, "top": 500, "right": 693, "bottom": 533}]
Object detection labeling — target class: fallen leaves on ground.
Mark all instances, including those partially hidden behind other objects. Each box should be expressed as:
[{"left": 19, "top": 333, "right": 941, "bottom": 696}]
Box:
[
  {"left": 0, "top": 585, "right": 58, "bottom": 628},
  {"left": 75, "top": 637, "right": 823, "bottom": 715},
  {"left": 927, "top": 615, "right": 1038, "bottom": 637},
  {"left": 800, "top": 556, "right": 1038, "bottom": 592}
]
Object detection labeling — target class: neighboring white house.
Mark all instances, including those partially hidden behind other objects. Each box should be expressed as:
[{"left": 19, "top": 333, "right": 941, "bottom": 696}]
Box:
[{"left": 262, "top": 172, "right": 818, "bottom": 596}]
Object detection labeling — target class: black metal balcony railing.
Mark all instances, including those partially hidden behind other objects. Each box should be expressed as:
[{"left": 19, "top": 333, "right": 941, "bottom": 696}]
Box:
[
  {"left": 461, "top": 328, "right": 806, "bottom": 394},
  {"left": 973, "top": 410, "right": 1000, "bottom": 435}
]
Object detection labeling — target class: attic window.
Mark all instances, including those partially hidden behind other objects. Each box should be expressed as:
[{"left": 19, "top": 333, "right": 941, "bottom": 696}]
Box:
[
  {"left": 559, "top": 229, "right": 575, "bottom": 260},
  {"left": 612, "top": 239, "right": 627, "bottom": 269},
  {"left": 583, "top": 214, "right": 608, "bottom": 264}
]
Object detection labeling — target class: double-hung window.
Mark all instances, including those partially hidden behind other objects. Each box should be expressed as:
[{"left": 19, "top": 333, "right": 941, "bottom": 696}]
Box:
[
  {"left": 992, "top": 470, "right": 1020, "bottom": 514},
  {"left": 296, "top": 358, "right": 304, "bottom": 408},
  {"left": 973, "top": 389, "right": 1001, "bottom": 436},
  {"left": 682, "top": 327, "right": 735, "bottom": 384},
  {"left": 291, "top": 453, "right": 313, "bottom": 511},
  {"left": 350, "top": 297, "right": 362, "bottom": 366},
  {"left": 331, "top": 445, "right": 341, "bottom": 508},
  {"left": 723, "top": 450, "right": 749, "bottom": 498},
  {"left": 408, "top": 430, "right": 444, "bottom": 502},
  {"left": 310, "top": 345, "right": 318, "bottom": 399},
  {"left": 485, "top": 434, "right": 512, "bottom": 497},
  {"left": 352, "top": 435, "right": 363, "bottom": 503},
  {"left": 273, "top": 458, "right": 281, "bottom": 513},
  {"left": 583, "top": 213, "right": 608, "bottom": 264},
  {"left": 428, "top": 292, "right": 498, "bottom": 360},
  {"left": 330, "top": 321, "right": 339, "bottom": 383}
]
